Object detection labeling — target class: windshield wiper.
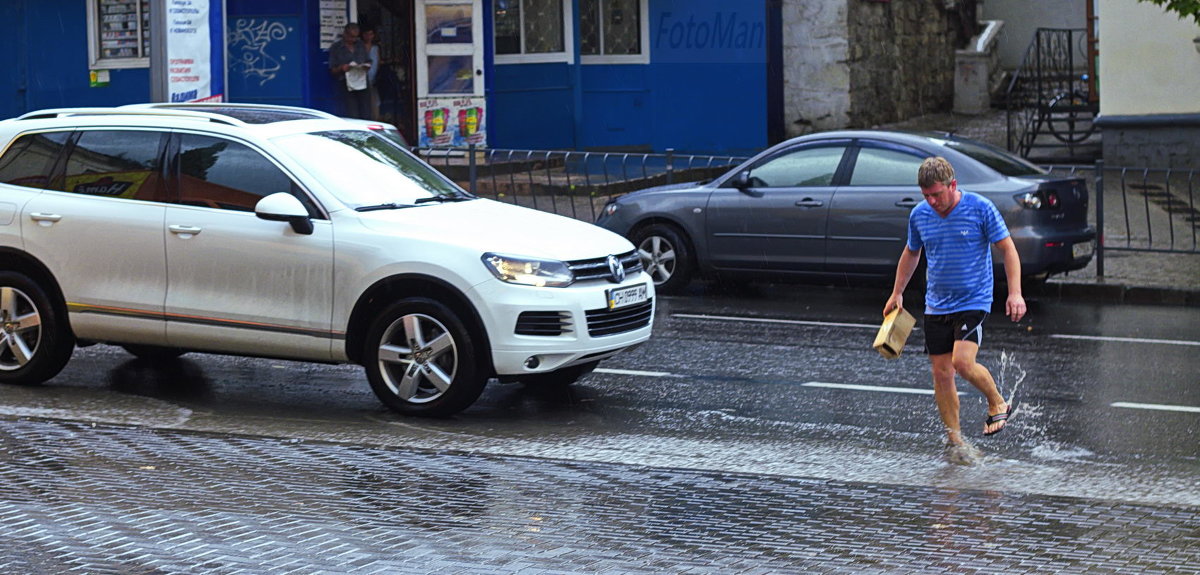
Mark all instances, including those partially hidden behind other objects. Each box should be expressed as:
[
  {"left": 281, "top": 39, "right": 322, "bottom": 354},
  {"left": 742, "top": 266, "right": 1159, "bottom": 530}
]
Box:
[
  {"left": 414, "top": 194, "right": 473, "bottom": 204},
  {"left": 355, "top": 202, "right": 411, "bottom": 212}
]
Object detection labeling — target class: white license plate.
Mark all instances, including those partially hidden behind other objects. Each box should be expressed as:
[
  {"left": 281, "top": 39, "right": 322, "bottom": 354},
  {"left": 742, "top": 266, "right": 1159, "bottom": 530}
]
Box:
[
  {"left": 1073, "top": 241, "right": 1093, "bottom": 259},
  {"left": 607, "top": 284, "right": 649, "bottom": 310}
]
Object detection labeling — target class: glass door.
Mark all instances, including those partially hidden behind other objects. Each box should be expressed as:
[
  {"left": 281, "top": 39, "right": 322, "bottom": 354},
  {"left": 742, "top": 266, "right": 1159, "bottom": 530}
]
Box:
[{"left": 415, "top": 0, "right": 486, "bottom": 147}]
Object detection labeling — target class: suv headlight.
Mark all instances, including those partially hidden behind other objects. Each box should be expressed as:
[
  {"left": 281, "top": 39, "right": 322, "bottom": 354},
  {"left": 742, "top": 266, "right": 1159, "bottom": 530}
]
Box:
[{"left": 482, "top": 253, "right": 574, "bottom": 287}]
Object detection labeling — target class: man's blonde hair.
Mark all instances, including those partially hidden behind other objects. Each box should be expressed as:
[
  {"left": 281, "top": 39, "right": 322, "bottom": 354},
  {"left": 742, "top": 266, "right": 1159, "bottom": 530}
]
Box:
[{"left": 918, "top": 156, "right": 955, "bottom": 189}]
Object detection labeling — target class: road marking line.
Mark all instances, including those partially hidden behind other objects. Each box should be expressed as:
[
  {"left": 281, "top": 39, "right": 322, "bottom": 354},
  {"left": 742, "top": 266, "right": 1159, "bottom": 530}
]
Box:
[
  {"left": 1112, "top": 402, "right": 1200, "bottom": 414},
  {"left": 802, "top": 382, "right": 955, "bottom": 396},
  {"left": 673, "top": 313, "right": 880, "bottom": 329},
  {"left": 1050, "top": 334, "right": 1200, "bottom": 347},
  {"left": 595, "top": 368, "right": 677, "bottom": 377}
]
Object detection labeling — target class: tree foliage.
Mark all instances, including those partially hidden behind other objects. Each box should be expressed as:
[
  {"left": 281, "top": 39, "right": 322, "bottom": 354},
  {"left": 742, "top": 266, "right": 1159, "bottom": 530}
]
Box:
[{"left": 1137, "top": 0, "right": 1200, "bottom": 26}]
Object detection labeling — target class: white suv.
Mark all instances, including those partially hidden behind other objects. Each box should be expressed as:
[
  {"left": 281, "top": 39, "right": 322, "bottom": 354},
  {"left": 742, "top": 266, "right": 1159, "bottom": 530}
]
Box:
[{"left": 0, "top": 105, "right": 653, "bottom": 416}]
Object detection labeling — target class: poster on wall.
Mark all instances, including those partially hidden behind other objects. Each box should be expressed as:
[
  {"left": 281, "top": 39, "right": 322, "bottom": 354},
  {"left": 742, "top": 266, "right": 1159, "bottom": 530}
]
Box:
[
  {"left": 167, "top": 0, "right": 224, "bottom": 102},
  {"left": 320, "top": 0, "right": 349, "bottom": 49},
  {"left": 418, "top": 97, "right": 487, "bottom": 148}
]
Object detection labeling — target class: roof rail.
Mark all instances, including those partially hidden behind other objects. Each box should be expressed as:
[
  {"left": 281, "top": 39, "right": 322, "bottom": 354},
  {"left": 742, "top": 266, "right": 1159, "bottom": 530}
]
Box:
[
  {"left": 15, "top": 107, "right": 245, "bottom": 127},
  {"left": 121, "top": 102, "right": 340, "bottom": 120}
]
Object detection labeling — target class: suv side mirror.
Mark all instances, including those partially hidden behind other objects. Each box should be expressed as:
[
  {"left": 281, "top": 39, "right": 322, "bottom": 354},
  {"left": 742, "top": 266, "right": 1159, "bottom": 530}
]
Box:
[{"left": 255, "top": 193, "right": 314, "bottom": 235}]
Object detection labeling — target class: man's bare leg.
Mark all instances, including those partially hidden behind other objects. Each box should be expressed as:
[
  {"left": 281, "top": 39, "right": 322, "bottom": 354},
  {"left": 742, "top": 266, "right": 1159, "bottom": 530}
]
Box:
[
  {"left": 951, "top": 340, "right": 1009, "bottom": 434},
  {"left": 929, "top": 353, "right": 963, "bottom": 445}
]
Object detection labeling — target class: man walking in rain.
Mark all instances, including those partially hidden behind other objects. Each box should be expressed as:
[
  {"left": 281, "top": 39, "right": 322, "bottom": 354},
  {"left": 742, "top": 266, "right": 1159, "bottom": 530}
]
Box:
[{"left": 882, "top": 157, "right": 1027, "bottom": 461}]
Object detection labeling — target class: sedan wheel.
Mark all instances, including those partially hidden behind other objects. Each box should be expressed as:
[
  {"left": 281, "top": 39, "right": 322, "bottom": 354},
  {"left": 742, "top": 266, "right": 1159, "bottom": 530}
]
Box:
[
  {"left": 0, "top": 272, "right": 74, "bottom": 385},
  {"left": 363, "top": 297, "right": 486, "bottom": 416},
  {"left": 632, "top": 223, "right": 693, "bottom": 294}
]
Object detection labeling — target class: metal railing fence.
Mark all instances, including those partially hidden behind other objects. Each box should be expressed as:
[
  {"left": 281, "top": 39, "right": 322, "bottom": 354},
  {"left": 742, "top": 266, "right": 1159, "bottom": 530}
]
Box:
[
  {"left": 1044, "top": 161, "right": 1199, "bottom": 277},
  {"left": 422, "top": 146, "right": 1197, "bottom": 280},
  {"left": 417, "top": 146, "right": 747, "bottom": 223}
]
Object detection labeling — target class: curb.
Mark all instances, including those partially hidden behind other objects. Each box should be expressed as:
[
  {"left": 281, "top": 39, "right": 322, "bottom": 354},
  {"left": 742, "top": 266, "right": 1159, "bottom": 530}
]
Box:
[{"left": 1038, "top": 281, "right": 1200, "bottom": 307}]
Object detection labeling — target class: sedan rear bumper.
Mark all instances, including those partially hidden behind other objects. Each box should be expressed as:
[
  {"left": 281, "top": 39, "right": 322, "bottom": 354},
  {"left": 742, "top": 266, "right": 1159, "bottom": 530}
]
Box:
[{"left": 1010, "top": 227, "right": 1096, "bottom": 276}]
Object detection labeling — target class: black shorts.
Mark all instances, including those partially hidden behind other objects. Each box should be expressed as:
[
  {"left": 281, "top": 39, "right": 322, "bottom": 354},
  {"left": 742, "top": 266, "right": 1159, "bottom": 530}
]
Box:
[{"left": 924, "top": 310, "right": 988, "bottom": 355}]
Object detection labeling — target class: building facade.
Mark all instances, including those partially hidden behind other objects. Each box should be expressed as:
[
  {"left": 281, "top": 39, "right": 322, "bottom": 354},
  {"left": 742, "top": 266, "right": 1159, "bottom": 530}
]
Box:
[
  {"left": 1096, "top": 0, "right": 1200, "bottom": 169},
  {"left": 2, "top": 0, "right": 965, "bottom": 155}
]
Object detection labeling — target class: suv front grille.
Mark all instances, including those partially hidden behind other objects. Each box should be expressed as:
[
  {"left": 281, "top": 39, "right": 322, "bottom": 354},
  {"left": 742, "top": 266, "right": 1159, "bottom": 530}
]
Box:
[
  {"left": 585, "top": 299, "right": 654, "bottom": 337},
  {"left": 515, "top": 311, "right": 572, "bottom": 336},
  {"left": 568, "top": 251, "right": 643, "bottom": 283}
]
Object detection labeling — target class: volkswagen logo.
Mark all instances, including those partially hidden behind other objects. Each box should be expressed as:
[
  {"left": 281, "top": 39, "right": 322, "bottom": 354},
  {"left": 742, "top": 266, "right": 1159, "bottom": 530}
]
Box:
[{"left": 607, "top": 254, "right": 626, "bottom": 283}]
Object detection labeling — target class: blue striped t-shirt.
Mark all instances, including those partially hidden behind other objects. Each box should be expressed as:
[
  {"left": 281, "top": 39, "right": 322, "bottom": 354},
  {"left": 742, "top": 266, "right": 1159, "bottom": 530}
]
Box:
[{"left": 908, "top": 191, "right": 1010, "bottom": 314}]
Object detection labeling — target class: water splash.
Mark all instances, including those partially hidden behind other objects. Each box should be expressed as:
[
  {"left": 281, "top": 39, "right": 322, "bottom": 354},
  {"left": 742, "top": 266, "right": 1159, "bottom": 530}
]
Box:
[{"left": 997, "top": 350, "right": 1026, "bottom": 404}]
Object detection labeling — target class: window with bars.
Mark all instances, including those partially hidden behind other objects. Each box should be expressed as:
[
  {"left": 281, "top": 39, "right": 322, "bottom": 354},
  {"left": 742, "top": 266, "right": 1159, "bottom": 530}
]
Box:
[
  {"left": 494, "top": 0, "right": 569, "bottom": 62},
  {"left": 88, "top": 0, "right": 152, "bottom": 69},
  {"left": 580, "top": 0, "right": 647, "bottom": 64}
]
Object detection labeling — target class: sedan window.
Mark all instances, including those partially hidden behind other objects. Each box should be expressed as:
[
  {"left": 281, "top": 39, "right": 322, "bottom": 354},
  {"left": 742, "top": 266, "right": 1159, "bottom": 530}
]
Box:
[
  {"left": 747, "top": 146, "right": 846, "bottom": 187},
  {"left": 275, "top": 130, "right": 466, "bottom": 209},
  {"left": 937, "top": 137, "right": 1045, "bottom": 177},
  {"left": 849, "top": 147, "right": 925, "bottom": 186}
]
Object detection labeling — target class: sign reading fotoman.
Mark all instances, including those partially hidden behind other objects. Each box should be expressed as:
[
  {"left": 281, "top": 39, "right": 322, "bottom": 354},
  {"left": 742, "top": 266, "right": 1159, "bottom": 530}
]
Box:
[{"left": 653, "top": 11, "right": 764, "bottom": 63}]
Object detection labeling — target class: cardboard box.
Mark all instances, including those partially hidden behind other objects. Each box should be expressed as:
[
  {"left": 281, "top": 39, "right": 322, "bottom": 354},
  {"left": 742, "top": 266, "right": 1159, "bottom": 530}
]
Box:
[{"left": 873, "top": 307, "right": 916, "bottom": 359}]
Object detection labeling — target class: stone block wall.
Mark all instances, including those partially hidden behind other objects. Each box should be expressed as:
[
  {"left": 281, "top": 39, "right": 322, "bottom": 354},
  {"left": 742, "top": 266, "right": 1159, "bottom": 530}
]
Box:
[
  {"left": 847, "top": 0, "right": 957, "bottom": 127},
  {"left": 782, "top": 0, "right": 959, "bottom": 139},
  {"left": 1100, "top": 121, "right": 1200, "bottom": 170}
]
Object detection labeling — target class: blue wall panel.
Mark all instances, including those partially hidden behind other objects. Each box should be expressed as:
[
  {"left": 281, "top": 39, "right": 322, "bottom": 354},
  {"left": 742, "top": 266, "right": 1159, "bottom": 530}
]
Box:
[
  {"left": 2, "top": 0, "right": 150, "bottom": 118},
  {"left": 226, "top": 14, "right": 305, "bottom": 106},
  {"left": 490, "top": 63, "right": 576, "bottom": 150},
  {"left": 580, "top": 66, "right": 650, "bottom": 151},
  {"left": 646, "top": 64, "right": 766, "bottom": 156},
  {"left": 492, "top": 0, "right": 767, "bottom": 154},
  {"left": 644, "top": 0, "right": 767, "bottom": 155}
]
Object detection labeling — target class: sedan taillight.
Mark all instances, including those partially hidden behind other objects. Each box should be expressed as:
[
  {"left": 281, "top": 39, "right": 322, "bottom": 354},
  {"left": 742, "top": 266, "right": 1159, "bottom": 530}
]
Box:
[{"left": 1015, "top": 189, "right": 1060, "bottom": 210}]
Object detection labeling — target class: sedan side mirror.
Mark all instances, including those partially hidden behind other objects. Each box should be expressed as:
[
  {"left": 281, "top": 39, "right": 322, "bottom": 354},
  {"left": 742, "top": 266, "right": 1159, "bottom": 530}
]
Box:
[
  {"left": 255, "top": 192, "right": 314, "bottom": 235},
  {"left": 732, "top": 171, "right": 752, "bottom": 190}
]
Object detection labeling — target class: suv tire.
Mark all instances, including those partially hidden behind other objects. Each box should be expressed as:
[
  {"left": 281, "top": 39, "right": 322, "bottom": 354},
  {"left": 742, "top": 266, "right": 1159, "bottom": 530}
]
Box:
[
  {"left": 363, "top": 297, "right": 487, "bottom": 416},
  {"left": 0, "top": 272, "right": 74, "bottom": 386}
]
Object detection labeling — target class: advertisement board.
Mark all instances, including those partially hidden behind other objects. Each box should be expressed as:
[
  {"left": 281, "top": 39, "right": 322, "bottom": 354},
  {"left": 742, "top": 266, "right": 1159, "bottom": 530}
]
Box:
[{"left": 418, "top": 97, "right": 487, "bottom": 148}]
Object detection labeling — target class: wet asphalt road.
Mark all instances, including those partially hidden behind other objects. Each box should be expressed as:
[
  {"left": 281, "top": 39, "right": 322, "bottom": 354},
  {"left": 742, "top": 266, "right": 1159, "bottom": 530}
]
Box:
[{"left": 0, "top": 282, "right": 1197, "bottom": 572}]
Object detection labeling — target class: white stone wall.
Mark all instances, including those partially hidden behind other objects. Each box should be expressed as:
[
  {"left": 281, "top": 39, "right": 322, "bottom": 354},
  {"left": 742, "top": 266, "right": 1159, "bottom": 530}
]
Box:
[
  {"left": 980, "top": 0, "right": 1086, "bottom": 70},
  {"left": 781, "top": 0, "right": 850, "bottom": 137}
]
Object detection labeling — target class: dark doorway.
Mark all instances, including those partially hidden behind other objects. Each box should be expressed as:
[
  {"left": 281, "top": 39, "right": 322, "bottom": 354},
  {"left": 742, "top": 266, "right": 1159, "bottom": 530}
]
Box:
[{"left": 358, "top": 0, "right": 416, "bottom": 143}]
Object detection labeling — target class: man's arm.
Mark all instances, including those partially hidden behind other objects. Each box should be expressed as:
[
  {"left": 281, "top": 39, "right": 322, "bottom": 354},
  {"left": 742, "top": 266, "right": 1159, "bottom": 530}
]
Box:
[
  {"left": 995, "top": 236, "right": 1026, "bottom": 322},
  {"left": 883, "top": 246, "right": 921, "bottom": 316},
  {"left": 329, "top": 44, "right": 348, "bottom": 78}
]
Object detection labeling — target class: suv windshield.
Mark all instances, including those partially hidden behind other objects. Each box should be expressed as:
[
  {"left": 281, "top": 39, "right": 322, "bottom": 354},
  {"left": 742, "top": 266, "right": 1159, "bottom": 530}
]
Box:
[
  {"left": 937, "top": 137, "right": 1046, "bottom": 177},
  {"left": 276, "top": 130, "right": 467, "bottom": 208}
]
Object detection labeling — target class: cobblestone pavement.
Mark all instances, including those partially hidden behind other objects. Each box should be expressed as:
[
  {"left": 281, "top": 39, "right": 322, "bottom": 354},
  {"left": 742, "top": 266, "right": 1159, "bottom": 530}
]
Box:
[{"left": 1, "top": 418, "right": 1197, "bottom": 574}]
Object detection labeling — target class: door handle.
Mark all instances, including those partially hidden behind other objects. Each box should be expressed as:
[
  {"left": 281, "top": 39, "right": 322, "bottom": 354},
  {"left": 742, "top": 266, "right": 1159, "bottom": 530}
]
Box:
[
  {"left": 795, "top": 199, "right": 824, "bottom": 208},
  {"left": 29, "top": 212, "right": 63, "bottom": 223},
  {"left": 168, "top": 225, "right": 202, "bottom": 236},
  {"left": 895, "top": 199, "right": 920, "bottom": 208}
]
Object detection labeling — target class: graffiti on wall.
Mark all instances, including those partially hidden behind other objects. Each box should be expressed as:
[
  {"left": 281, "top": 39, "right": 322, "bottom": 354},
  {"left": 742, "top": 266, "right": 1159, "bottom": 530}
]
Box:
[{"left": 228, "top": 18, "right": 290, "bottom": 86}]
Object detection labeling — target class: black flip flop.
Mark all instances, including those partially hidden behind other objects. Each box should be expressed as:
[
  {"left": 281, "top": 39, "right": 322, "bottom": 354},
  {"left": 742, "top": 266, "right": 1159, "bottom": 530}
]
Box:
[{"left": 983, "top": 401, "right": 1016, "bottom": 436}]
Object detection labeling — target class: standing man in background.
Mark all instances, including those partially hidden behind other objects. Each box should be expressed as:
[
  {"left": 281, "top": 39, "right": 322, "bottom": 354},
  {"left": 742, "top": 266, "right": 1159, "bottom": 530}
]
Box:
[
  {"left": 329, "top": 23, "right": 371, "bottom": 119},
  {"left": 883, "top": 157, "right": 1027, "bottom": 460}
]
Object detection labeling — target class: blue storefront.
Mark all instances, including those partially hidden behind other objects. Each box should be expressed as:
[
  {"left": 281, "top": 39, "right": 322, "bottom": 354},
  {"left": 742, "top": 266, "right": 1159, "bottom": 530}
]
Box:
[{"left": 1, "top": 0, "right": 775, "bottom": 155}]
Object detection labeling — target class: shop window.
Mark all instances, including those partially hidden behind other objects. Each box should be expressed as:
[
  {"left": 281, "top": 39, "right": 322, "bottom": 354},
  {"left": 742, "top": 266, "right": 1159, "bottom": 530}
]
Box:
[
  {"left": 494, "top": 0, "right": 573, "bottom": 64},
  {"left": 88, "top": 0, "right": 152, "bottom": 69},
  {"left": 580, "top": 0, "right": 647, "bottom": 64}
]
